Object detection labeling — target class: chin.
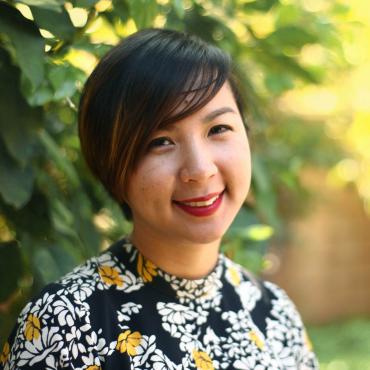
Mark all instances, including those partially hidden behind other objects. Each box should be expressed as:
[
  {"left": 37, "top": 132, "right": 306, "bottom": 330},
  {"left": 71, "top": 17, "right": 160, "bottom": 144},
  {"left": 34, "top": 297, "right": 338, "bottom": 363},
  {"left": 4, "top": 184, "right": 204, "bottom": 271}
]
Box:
[
  {"left": 181, "top": 222, "right": 230, "bottom": 246},
  {"left": 187, "top": 233, "right": 223, "bottom": 245}
]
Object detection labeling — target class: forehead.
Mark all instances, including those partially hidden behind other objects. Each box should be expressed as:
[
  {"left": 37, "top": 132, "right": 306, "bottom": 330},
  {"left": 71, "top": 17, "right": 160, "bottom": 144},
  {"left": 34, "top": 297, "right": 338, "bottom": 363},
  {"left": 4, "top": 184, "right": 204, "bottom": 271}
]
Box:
[{"left": 159, "top": 82, "right": 238, "bottom": 130}]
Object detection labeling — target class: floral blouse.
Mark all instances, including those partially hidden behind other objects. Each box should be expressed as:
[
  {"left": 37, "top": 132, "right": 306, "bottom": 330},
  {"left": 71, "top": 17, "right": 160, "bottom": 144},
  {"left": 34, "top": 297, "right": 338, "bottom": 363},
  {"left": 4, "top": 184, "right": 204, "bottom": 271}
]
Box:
[{"left": 1, "top": 238, "right": 318, "bottom": 370}]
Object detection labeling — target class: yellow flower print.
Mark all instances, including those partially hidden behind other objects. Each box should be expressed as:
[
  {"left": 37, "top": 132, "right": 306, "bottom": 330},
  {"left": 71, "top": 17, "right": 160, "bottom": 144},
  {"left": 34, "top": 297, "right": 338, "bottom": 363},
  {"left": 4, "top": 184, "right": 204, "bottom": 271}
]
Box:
[
  {"left": 228, "top": 266, "right": 241, "bottom": 286},
  {"left": 116, "top": 330, "right": 142, "bottom": 356},
  {"left": 0, "top": 342, "right": 10, "bottom": 365},
  {"left": 25, "top": 314, "right": 41, "bottom": 341},
  {"left": 192, "top": 350, "right": 214, "bottom": 370},
  {"left": 86, "top": 366, "right": 101, "bottom": 370},
  {"left": 137, "top": 254, "right": 157, "bottom": 282},
  {"left": 249, "top": 330, "right": 265, "bottom": 350},
  {"left": 98, "top": 265, "right": 124, "bottom": 287}
]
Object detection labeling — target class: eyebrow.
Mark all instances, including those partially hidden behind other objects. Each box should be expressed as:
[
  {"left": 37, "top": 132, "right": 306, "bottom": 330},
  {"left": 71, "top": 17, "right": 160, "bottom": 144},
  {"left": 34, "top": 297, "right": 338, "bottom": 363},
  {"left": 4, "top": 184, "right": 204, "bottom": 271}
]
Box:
[
  {"left": 202, "top": 107, "right": 237, "bottom": 123},
  {"left": 159, "top": 106, "right": 237, "bottom": 132}
]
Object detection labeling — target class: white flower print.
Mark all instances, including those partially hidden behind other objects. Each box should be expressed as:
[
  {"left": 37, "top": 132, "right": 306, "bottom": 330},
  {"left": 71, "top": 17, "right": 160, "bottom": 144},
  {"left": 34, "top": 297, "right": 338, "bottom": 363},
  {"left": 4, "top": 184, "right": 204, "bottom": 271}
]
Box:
[
  {"left": 1, "top": 239, "right": 318, "bottom": 370},
  {"left": 131, "top": 335, "right": 156, "bottom": 367},
  {"left": 203, "top": 327, "right": 225, "bottom": 357},
  {"left": 29, "top": 292, "right": 57, "bottom": 321},
  {"left": 53, "top": 295, "right": 78, "bottom": 327},
  {"left": 203, "top": 328, "right": 220, "bottom": 348},
  {"left": 177, "top": 328, "right": 197, "bottom": 353},
  {"left": 66, "top": 281, "right": 94, "bottom": 303},
  {"left": 151, "top": 349, "right": 180, "bottom": 370},
  {"left": 118, "top": 302, "right": 143, "bottom": 322},
  {"left": 45, "top": 353, "right": 58, "bottom": 370},
  {"left": 263, "top": 282, "right": 319, "bottom": 369},
  {"left": 234, "top": 357, "right": 256, "bottom": 370},
  {"left": 237, "top": 281, "right": 262, "bottom": 311},
  {"left": 65, "top": 324, "right": 89, "bottom": 360},
  {"left": 84, "top": 328, "right": 110, "bottom": 358},
  {"left": 96, "top": 257, "right": 143, "bottom": 292},
  {"left": 157, "top": 302, "right": 197, "bottom": 325},
  {"left": 81, "top": 352, "right": 102, "bottom": 367},
  {"left": 159, "top": 260, "right": 223, "bottom": 304},
  {"left": 222, "top": 309, "right": 251, "bottom": 332},
  {"left": 18, "top": 327, "right": 63, "bottom": 367}
]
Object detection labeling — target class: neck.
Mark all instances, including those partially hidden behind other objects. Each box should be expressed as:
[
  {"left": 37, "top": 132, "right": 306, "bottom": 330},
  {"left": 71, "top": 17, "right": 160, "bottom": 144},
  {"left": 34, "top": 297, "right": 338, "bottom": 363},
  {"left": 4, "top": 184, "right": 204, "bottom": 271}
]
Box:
[{"left": 130, "top": 228, "right": 221, "bottom": 280}]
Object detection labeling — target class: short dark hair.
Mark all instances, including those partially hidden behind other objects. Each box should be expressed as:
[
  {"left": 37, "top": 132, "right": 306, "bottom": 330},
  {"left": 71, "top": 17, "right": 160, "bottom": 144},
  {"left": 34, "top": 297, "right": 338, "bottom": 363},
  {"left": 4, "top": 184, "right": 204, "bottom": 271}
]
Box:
[{"left": 78, "top": 28, "right": 247, "bottom": 219}]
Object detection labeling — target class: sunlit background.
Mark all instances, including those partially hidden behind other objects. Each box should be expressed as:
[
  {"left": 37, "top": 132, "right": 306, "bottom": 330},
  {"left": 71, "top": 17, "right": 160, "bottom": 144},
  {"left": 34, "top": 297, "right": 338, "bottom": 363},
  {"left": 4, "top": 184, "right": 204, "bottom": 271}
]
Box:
[{"left": 1, "top": 0, "right": 370, "bottom": 368}]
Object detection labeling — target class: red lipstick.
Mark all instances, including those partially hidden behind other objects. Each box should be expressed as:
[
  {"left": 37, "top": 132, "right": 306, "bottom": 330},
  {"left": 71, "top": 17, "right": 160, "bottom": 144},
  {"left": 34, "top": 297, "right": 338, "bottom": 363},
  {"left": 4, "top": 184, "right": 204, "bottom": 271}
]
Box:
[{"left": 173, "top": 191, "right": 224, "bottom": 217}]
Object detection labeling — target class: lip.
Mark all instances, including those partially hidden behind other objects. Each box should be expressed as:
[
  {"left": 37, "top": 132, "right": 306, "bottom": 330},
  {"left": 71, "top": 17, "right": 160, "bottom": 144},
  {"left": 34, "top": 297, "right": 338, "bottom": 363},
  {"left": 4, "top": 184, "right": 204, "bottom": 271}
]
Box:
[
  {"left": 173, "top": 190, "right": 224, "bottom": 217},
  {"left": 174, "top": 191, "right": 223, "bottom": 203}
]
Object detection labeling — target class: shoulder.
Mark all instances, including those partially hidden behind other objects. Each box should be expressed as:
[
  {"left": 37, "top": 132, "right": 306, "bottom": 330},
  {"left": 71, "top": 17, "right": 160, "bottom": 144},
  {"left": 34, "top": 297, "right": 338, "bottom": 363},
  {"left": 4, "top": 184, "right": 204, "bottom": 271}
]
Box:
[
  {"left": 16, "top": 239, "right": 143, "bottom": 326},
  {"left": 222, "top": 255, "right": 267, "bottom": 300},
  {"left": 222, "top": 257, "right": 319, "bottom": 368},
  {"left": 52, "top": 239, "right": 143, "bottom": 303},
  {"left": 1, "top": 241, "right": 138, "bottom": 369},
  {"left": 222, "top": 255, "right": 304, "bottom": 322},
  {"left": 12, "top": 251, "right": 105, "bottom": 336}
]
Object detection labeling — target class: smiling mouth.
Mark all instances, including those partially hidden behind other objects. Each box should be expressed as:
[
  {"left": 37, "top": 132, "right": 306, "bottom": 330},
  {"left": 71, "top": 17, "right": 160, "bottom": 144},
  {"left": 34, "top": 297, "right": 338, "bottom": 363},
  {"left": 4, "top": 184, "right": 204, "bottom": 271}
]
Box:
[
  {"left": 177, "top": 194, "right": 221, "bottom": 207},
  {"left": 174, "top": 190, "right": 224, "bottom": 208},
  {"left": 173, "top": 190, "right": 225, "bottom": 217}
]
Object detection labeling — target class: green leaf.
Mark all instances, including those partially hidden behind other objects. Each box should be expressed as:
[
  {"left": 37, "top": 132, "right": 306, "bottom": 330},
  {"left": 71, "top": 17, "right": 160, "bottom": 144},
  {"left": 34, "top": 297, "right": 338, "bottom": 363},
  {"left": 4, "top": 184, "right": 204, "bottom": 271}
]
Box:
[
  {"left": 265, "top": 73, "right": 294, "bottom": 94},
  {"left": 173, "top": 0, "right": 185, "bottom": 19},
  {"left": 31, "top": 6, "right": 75, "bottom": 40},
  {"left": 111, "top": 0, "right": 130, "bottom": 22},
  {"left": 272, "top": 53, "right": 319, "bottom": 83},
  {"left": 0, "top": 49, "right": 43, "bottom": 165},
  {"left": 49, "top": 239, "right": 81, "bottom": 274},
  {"left": 251, "top": 154, "right": 281, "bottom": 231},
  {"left": 25, "top": 81, "right": 54, "bottom": 105},
  {"left": 38, "top": 130, "right": 80, "bottom": 188},
  {"left": 49, "top": 198, "right": 78, "bottom": 238},
  {"left": 256, "top": 45, "right": 319, "bottom": 83},
  {"left": 32, "top": 245, "right": 61, "bottom": 283},
  {"left": 0, "top": 3, "right": 45, "bottom": 89},
  {"left": 0, "top": 143, "right": 34, "bottom": 209},
  {"left": 127, "top": 0, "right": 158, "bottom": 28},
  {"left": 73, "top": 0, "right": 100, "bottom": 7},
  {"left": 236, "top": 247, "right": 265, "bottom": 274},
  {"left": 48, "top": 64, "right": 83, "bottom": 100},
  {"left": 227, "top": 206, "right": 257, "bottom": 236},
  {"left": 226, "top": 207, "right": 274, "bottom": 241},
  {"left": 265, "top": 26, "right": 318, "bottom": 49},
  {"left": 241, "top": 224, "right": 274, "bottom": 241},
  {"left": 252, "top": 155, "right": 272, "bottom": 193},
  {"left": 243, "top": 0, "right": 278, "bottom": 12},
  {"left": 275, "top": 4, "right": 301, "bottom": 27},
  {"left": 1, "top": 188, "right": 51, "bottom": 237},
  {"left": 16, "top": 0, "right": 64, "bottom": 12},
  {"left": 0, "top": 241, "right": 25, "bottom": 302},
  {"left": 69, "top": 191, "right": 102, "bottom": 255}
]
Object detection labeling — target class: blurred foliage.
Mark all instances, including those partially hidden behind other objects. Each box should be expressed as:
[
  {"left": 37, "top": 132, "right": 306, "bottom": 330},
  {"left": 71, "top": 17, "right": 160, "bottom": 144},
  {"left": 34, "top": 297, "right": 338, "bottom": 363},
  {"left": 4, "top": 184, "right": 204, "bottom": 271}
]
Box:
[
  {"left": 308, "top": 318, "right": 370, "bottom": 370},
  {"left": 0, "top": 0, "right": 364, "bottom": 345}
]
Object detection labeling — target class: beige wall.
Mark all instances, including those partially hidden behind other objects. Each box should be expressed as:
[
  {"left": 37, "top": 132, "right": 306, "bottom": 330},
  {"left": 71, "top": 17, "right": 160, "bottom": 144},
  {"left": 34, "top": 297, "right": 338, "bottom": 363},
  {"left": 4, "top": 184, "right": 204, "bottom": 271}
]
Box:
[{"left": 264, "top": 168, "right": 370, "bottom": 324}]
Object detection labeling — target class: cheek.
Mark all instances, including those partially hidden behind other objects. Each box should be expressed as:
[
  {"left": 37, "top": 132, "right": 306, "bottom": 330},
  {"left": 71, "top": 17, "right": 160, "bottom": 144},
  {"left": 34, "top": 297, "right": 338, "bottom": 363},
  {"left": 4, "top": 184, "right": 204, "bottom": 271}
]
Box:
[
  {"left": 222, "top": 139, "right": 251, "bottom": 175},
  {"left": 219, "top": 141, "right": 251, "bottom": 199},
  {"left": 127, "top": 161, "right": 174, "bottom": 206}
]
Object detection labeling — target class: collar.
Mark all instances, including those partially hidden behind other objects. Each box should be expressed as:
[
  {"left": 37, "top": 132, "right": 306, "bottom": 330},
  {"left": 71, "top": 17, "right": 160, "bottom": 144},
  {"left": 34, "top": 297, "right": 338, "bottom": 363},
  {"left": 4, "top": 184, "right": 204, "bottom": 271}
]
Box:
[{"left": 108, "top": 238, "right": 225, "bottom": 304}]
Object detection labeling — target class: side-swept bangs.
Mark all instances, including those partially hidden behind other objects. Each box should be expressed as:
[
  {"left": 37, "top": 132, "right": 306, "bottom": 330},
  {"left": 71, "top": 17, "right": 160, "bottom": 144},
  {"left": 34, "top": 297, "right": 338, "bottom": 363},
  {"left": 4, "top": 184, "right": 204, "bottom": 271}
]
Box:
[{"left": 78, "top": 28, "right": 244, "bottom": 218}]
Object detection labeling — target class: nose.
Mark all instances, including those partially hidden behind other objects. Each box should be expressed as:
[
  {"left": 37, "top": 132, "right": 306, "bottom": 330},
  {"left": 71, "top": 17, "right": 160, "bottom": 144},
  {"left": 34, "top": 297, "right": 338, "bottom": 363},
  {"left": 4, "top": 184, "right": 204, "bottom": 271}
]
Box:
[{"left": 179, "top": 142, "right": 218, "bottom": 183}]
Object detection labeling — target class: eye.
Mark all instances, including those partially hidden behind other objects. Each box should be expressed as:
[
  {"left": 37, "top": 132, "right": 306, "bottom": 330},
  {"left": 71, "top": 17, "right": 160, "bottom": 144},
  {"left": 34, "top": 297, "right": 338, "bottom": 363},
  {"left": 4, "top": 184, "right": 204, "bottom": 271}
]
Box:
[
  {"left": 147, "top": 137, "right": 174, "bottom": 150},
  {"left": 209, "top": 124, "right": 232, "bottom": 136}
]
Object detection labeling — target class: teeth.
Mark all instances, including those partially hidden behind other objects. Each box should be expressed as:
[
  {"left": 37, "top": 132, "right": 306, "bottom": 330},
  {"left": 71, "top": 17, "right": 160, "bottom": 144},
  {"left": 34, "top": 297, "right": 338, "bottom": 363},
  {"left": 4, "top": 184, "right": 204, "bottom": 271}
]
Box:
[{"left": 182, "top": 194, "right": 220, "bottom": 207}]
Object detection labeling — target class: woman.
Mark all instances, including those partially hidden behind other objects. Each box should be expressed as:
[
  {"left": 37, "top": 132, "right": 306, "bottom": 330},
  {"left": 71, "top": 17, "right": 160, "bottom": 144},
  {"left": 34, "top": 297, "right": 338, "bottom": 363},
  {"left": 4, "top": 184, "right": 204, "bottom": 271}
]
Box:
[{"left": 1, "top": 28, "right": 318, "bottom": 370}]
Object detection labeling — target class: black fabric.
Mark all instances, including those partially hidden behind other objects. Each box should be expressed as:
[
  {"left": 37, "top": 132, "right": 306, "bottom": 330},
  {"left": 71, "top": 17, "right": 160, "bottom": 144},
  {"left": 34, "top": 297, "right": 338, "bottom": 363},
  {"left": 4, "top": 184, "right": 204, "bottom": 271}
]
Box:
[{"left": 0, "top": 238, "right": 318, "bottom": 369}]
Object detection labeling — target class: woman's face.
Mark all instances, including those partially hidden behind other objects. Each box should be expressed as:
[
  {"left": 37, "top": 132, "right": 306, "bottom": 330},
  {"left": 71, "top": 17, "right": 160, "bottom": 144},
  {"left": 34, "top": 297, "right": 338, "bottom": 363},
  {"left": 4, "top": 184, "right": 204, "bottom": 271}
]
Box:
[{"left": 126, "top": 82, "right": 251, "bottom": 247}]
